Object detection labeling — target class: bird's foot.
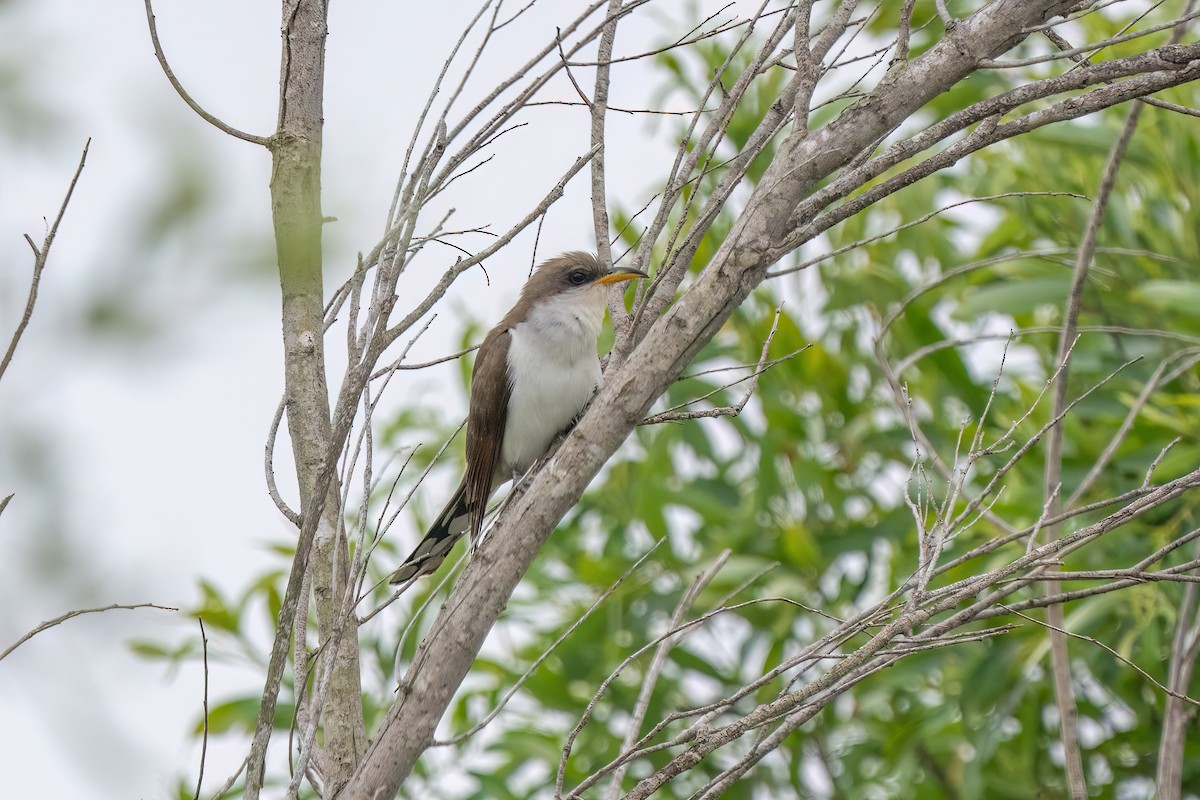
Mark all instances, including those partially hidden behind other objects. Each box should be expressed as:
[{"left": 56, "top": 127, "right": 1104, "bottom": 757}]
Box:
[{"left": 511, "top": 466, "right": 536, "bottom": 494}]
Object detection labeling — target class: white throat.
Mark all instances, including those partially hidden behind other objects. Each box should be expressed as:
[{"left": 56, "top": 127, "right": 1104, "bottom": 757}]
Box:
[{"left": 501, "top": 285, "right": 607, "bottom": 473}]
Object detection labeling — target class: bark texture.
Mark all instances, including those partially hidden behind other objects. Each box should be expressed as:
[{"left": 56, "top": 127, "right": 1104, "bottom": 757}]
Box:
[{"left": 249, "top": 1, "right": 365, "bottom": 796}]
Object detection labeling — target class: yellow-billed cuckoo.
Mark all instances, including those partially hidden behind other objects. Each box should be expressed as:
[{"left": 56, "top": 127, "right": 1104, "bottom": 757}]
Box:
[{"left": 388, "top": 252, "right": 648, "bottom": 584}]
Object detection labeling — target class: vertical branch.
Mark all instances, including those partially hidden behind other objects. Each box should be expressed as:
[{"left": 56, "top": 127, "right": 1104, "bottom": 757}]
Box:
[
  {"left": 604, "top": 552, "right": 729, "bottom": 799},
  {"left": 1156, "top": 541, "right": 1200, "bottom": 800},
  {"left": 792, "top": 1, "right": 818, "bottom": 134},
  {"left": 810, "top": 0, "right": 861, "bottom": 63},
  {"left": 592, "top": 1, "right": 629, "bottom": 334},
  {"left": 246, "top": 1, "right": 364, "bottom": 797},
  {"left": 893, "top": 0, "right": 918, "bottom": 65},
  {"left": 1040, "top": 102, "right": 1144, "bottom": 800},
  {"left": 193, "top": 618, "right": 210, "bottom": 800}
]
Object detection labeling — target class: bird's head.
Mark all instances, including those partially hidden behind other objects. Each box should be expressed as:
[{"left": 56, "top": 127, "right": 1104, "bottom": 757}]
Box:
[{"left": 520, "top": 252, "right": 649, "bottom": 309}]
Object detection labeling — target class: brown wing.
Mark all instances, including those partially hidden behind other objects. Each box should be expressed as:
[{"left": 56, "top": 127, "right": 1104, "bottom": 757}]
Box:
[{"left": 462, "top": 326, "right": 511, "bottom": 544}]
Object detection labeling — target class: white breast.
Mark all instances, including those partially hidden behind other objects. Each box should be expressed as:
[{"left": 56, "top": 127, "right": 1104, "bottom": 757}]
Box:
[{"left": 502, "top": 286, "right": 606, "bottom": 474}]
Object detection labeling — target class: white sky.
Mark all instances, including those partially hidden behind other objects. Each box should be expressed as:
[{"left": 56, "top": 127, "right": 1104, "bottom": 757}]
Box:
[{"left": 0, "top": 1, "right": 704, "bottom": 796}]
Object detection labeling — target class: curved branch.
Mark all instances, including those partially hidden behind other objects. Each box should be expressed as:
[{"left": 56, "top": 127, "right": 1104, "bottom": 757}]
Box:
[
  {"left": 142, "top": 0, "right": 271, "bottom": 146},
  {"left": 1, "top": 603, "right": 177, "bottom": 663},
  {"left": 265, "top": 397, "right": 302, "bottom": 526}
]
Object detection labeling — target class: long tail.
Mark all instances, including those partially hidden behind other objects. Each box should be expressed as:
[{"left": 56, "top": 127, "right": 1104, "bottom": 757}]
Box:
[{"left": 388, "top": 479, "right": 472, "bottom": 585}]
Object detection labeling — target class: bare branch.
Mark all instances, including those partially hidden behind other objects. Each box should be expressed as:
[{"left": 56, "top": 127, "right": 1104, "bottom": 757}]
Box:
[
  {"left": 1040, "top": 100, "right": 1144, "bottom": 800},
  {"left": 592, "top": 0, "right": 626, "bottom": 333},
  {"left": 1144, "top": 437, "right": 1183, "bottom": 489},
  {"left": 1, "top": 602, "right": 177, "bottom": 663},
  {"left": 792, "top": 1, "right": 819, "bottom": 132},
  {"left": 141, "top": 0, "right": 269, "bottom": 146},
  {"left": 208, "top": 756, "right": 249, "bottom": 800},
  {"left": 1, "top": 139, "right": 89, "bottom": 385},
  {"left": 436, "top": 538, "right": 665, "bottom": 747},
  {"left": 641, "top": 307, "right": 798, "bottom": 424},
  {"left": 193, "top": 618, "right": 210, "bottom": 800},
  {"left": 775, "top": 41, "right": 1200, "bottom": 259},
  {"left": 981, "top": 9, "right": 1200, "bottom": 69},
  {"left": 605, "top": 551, "right": 729, "bottom": 799},
  {"left": 265, "top": 398, "right": 302, "bottom": 526},
  {"left": 1158, "top": 538, "right": 1200, "bottom": 799},
  {"left": 892, "top": 0, "right": 918, "bottom": 65},
  {"left": 1005, "top": 607, "right": 1200, "bottom": 708},
  {"left": 380, "top": 145, "right": 601, "bottom": 349}
]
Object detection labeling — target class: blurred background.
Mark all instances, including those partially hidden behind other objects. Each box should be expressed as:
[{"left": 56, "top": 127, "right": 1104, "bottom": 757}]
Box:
[{"left": 0, "top": 1, "right": 680, "bottom": 795}]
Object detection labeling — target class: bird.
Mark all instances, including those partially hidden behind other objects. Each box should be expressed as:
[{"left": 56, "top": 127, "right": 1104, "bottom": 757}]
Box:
[{"left": 388, "top": 252, "right": 648, "bottom": 584}]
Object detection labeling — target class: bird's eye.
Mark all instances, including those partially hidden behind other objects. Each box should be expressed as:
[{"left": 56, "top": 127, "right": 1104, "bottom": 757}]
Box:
[{"left": 568, "top": 269, "right": 589, "bottom": 285}]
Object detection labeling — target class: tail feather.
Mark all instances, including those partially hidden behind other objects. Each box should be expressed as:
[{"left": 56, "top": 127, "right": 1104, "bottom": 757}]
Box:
[{"left": 388, "top": 481, "right": 472, "bottom": 585}]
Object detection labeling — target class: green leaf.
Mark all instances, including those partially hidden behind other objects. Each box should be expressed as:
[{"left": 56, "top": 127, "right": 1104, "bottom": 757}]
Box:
[
  {"left": 198, "top": 696, "right": 294, "bottom": 736},
  {"left": 1132, "top": 280, "right": 1200, "bottom": 318},
  {"left": 953, "top": 278, "right": 1071, "bottom": 320}
]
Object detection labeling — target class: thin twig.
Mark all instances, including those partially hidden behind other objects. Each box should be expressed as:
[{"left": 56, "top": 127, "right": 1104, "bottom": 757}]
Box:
[
  {"left": 1005, "top": 607, "right": 1200, "bottom": 707},
  {"left": 435, "top": 538, "right": 665, "bottom": 746},
  {"left": 1, "top": 140, "right": 90, "bottom": 385},
  {"left": 1069, "top": 351, "right": 1200, "bottom": 506},
  {"left": 789, "top": 192, "right": 1086, "bottom": 275},
  {"left": 557, "top": 26, "right": 595, "bottom": 110},
  {"left": 527, "top": 100, "right": 711, "bottom": 115},
  {"left": 265, "top": 398, "right": 302, "bottom": 526},
  {"left": 895, "top": 326, "right": 1200, "bottom": 374},
  {"left": 970, "top": 528, "right": 1200, "bottom": 618},
  {"left": 642, "top": 308, "right": 797, "bottom": 424},
  {"left": 1141, "top": 96, "right": 1200, "bottom": 117},
  {"left": 1, "top": 603, "right": 177, "bottom": 662},
  {"left": 208, "top": 756, "right": 249, "bottom": 800},
  {"left": 605, "top": 550, "right": 729, "bottom": 799},
  {"left": 193, "top": 618, "right": 210, "bottom": 800},
  {"left": 369, "top": 346, "right": 478, "bottom": 381},
  {"left": 1042, "top": 101, "right": 1144, "bottom": 800}
]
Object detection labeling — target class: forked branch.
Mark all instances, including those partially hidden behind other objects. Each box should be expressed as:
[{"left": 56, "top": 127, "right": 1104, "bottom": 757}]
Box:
[{"left": 1, "top": 140, "right": 90, "bottom": 386}]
